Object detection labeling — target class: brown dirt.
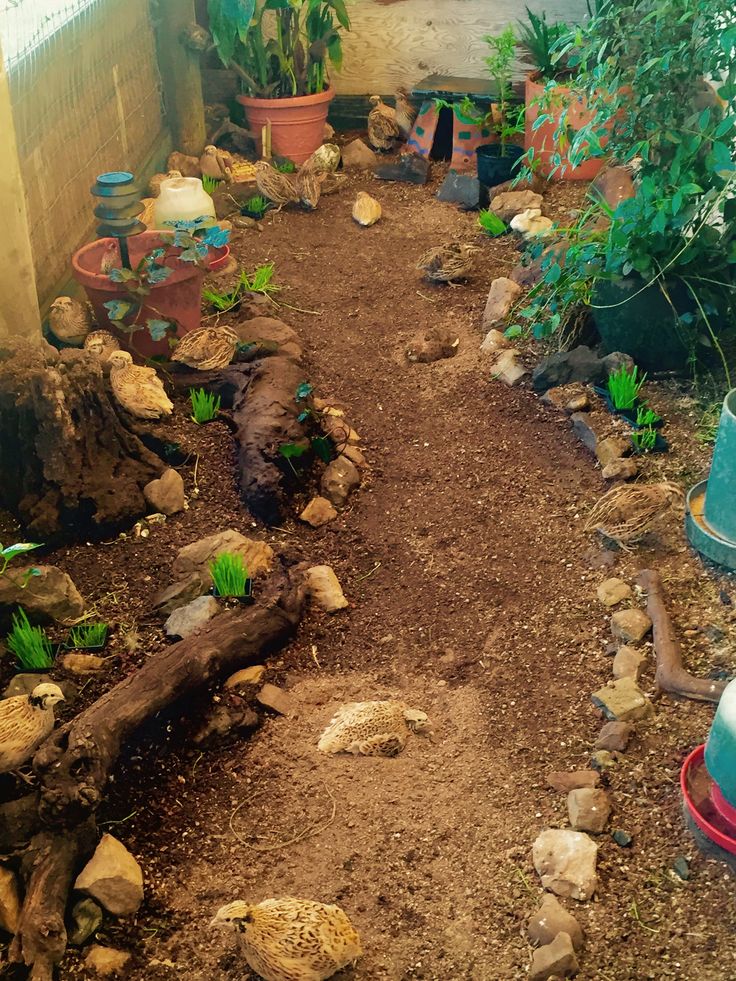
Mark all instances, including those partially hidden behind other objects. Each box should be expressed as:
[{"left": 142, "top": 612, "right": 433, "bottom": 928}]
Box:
[{"left": 6, "top": 161, "right": 736, "bottom": 980}]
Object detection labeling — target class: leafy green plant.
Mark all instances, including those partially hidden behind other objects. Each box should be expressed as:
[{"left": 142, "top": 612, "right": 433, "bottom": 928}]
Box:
[
  {"left": 190, "top": 388, "right": 221, "bottom": 423},
  {"left": 635, "top": 405, "right": 661, "bottom": 428},
  {"left": 483, "top": 26, "right": 525, "bottom": 155},
  {"left": 65, "top": 623, "right": 108, "bottom": 650},
  {"left": 608, "top": 365, "right": 647, "bottom": 410},
  {"left": 202, "top": 175, "right": 221, "bottom": 195},
  {"left": 478, "top": 210, "right": 507, "bottom": 236},
  {"left": 242, "top": 194, "right": 272, "bottom": 218},
  {"left": 209, "top": 552, "right": 250, "bottom": 597},
  {"left": 273, "top": 159, "right": 297, "bottom": 173},
  {"left": 517, "top": 7, "right": 570, "bottom": 80},
  {"left": 0, "top": 542, "right": 42, "bottom": 583},
  {"left": 208, "top": 0, "right": 351, "bottom": 99},
  {"left": 631, "top": 426, "right": 657, "bottom": 453},
  {"left": 7, "top": 607, "right": 54, "bottom": 669}
]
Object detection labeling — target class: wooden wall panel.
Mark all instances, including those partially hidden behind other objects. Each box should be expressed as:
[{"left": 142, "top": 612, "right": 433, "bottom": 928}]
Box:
[{"left": 332, "top": 0, "right": 589, "bottom": 94}]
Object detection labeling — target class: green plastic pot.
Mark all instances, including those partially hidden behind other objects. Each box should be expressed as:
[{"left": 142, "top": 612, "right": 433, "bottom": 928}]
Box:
[
  {"left": 592, "top": 276, "right": 693, "bottom": 372},
  {"left": 704, "top": 389, "right": 736, "bottom": 543}
]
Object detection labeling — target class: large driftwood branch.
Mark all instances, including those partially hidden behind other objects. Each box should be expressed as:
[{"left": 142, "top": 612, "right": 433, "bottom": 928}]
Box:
[
  {"left": 637, "top": 569, "right": 726, "bottom": 704},
  {"left": 10, "top": 566, "right": 304, "bottom": 976}
]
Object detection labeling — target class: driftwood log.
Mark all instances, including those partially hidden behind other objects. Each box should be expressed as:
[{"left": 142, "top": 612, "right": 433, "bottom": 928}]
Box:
[
  {"left": 0, "top": 340, "right": 165, "bottom": 541},
  {"left": 10, "top": 565, "right": 304, "bottom": 979},
  {"left": 638, "top": 569, "right": 727, "bottom": 704}
]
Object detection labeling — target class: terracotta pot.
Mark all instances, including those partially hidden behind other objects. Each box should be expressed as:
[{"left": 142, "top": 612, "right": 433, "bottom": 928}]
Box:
[
  {"left": 71, "top": 232, "right": 227, "bottom": 360},
  {"left": 237, "top": 86, "right": 334, "bottom": 165},
  {"left": 524, "top": 72, "right": 606, "bottom": 181}
]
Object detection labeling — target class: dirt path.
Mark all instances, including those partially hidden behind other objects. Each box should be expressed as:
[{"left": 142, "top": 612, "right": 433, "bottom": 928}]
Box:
[{"left": 86, "top": 171, "right": 736, "bottom": 980}]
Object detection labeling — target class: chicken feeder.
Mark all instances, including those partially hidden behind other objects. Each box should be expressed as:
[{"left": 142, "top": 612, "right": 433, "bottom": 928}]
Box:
[{"left": 685, "top": 388, "right": 736, "bottom": 571}]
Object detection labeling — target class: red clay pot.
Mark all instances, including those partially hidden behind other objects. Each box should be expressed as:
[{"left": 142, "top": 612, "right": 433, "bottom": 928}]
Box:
[
  {"left": 524, "top": 72, "right": 606, "bottom": 181},
  {"left": 237, "top": 86, "right": 334, "bottom": 165},
  {"left": 71, "top": 233, "right": 227, "bottom": 360}
]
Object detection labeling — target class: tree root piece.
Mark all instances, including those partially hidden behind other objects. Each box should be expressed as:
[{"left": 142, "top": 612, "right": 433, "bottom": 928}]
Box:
[{"left": 637, "top": 569, "right": 726, "bottom": 703}]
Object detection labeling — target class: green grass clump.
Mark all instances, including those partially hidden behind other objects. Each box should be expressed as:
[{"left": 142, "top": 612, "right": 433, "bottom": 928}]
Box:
[
  {"left": 635, "top": 405, "right": 661, "bottom": 428},
  {"left": 7, "top": 607, "right": 54, "bottom": 669},
  {"left": 631, "top": 427, "right": 657, "bottom": 453},
  {"left": 202, "top": 174, "right": 221, "bottom": 195},
  {"left": 209, "top": 552, "right": 250, "bottom": 597},
  {"left": 273, "top": 160, "right": 296, "bottom": 173},
  {"left": 202, "top": 263, "right": 280, "bottom": 316},
  {"left": 190, "top": 388, "right": 221, "bottom": 423},
  {"left": 478, "top": 209, "right": 507, "bottom": 236},
  {"left": 243, "top": 194, "right": 271, "bottom": 215},
  {"left": 66, "top": 623, "right": 108, "bottom": 649},
  {"left": 607, "top": 364, "right": 646, "bottom": 410}
]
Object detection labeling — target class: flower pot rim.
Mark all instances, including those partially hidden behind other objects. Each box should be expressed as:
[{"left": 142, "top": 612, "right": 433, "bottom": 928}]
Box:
[{"left": 236, "top": 85, "right": 335, "bottom": 109}]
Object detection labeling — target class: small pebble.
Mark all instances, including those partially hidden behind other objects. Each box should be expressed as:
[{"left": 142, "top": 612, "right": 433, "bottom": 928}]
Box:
[
  {"left": 612, "top": 829, "right": 633, "bottom": 847},
  {"left": 672, "top": 856, "right": 690, "bottom": 880}
]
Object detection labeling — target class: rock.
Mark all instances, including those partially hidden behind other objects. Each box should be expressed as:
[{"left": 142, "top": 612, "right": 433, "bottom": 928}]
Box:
[
  {"left": 611, "top": 608, "right": 652, "bottom": 643},
  {"left": 151, "top": 575, "right": 204, "bottom": 615},
  {"left": 341, "top": 138, "right": 377, "bottom": 170},
  {"left": 304, "top": 565, "right": 349, "bottom": 613},
  {"left": 527, "top": 894, "right": 584, "bottom": 952},
  {"left": 164, "top": 595, "right": 220, "bottom": 640},
  {"left": 320, "top": 455, "right": 360, "bottom": 507},
  {"left": 591, "top": 677, "right": 654, "bottom": 721},
  {"left": 532, "top": 829, "right": 598, "bottom": 902},
  {"left": 480, "top": 329, "right": 510, "bottom": 355},
  {"left": 567, "top": 788, "right": 611, "bottom": 833},
  {"left": 540, "top": 383, "right": 590, "bottom": 413},
  {"left": 224, "top": 665, "right": 265, "bottom": 689},
  {"left": 547, "top": 770, "right": 600, "bottom": 792},
  {"left": 482, "top": 277, "right": 522, "bottom": 329},
  {"left": 596, "top": 437, "right": 630, "bottom": 468},
  {"left": 84, "top": 945, "right": 131, "bottom": 976},
  {"left": 510, "top": 207, "right": 554, "bottom": 238},
  {"left": 68, "top": 897, "right": 104, "bottom": 946},
  {"left": 194, "top": 699, "right": 260, "bottom": 744},
  {"left": 257, "top": 683, "right": 298, "bottom": 717},
  {"left": 589, "top": 165, "right": 636, "bottom": 212},
  {"left": 173, "top": 530, "right": 274, "bottom": 587},
  {"left": 595, "top": 721, "right": 633, "bottom": 752},
  {"left": 602, "top": 457, "right": 638, "bottom": 481},
  {"left": 322, "top": 416, "right": 361, "bottom": 447},
  {"left": 143, "top": 468, "right": 185, "bottom": 516},
  {"left": 601, "top": 351, "right": 635, "bottom": 376},
  {"left": 596, "top": 577, "right": 633, "bottom": 608},
  {"left": 374, "top": 152, "right": 430, "bottom": 185},
  {"left": 406, "top": 326, "right": 460, "bottom": 363},
  {"left": 569, "top": 412, "right": 607, "bottom": 455},
  {"left": 74, "top": 834, "right": 144, "bottom": 916},
  {"left": 672, "top": 855, "right": 690, "bottom": 880},
  {"left": 532, "top": 346, "right": 605, "bottom": 392},
  {"left": 341, "top": 444, "right": 367, "bottom": 469},
  {"left": 0, "top": 565, "right": 84, "bottom": 623},
  {"left": 612, "top": 829, "right": 633, "bottom": 847},
  {"left": 510, "top": 254, "right": 545, "bottom": 288},
  {"left": 490, "top": 349, "right": 527, "bottom": 387},
  {"left": 436, "top": 171, "right": 486, "bottom": 210},
  {"left": 486, "top": 173, "right": 546, "bottom": 197},
  {"left": 490, "top": 189, "right": 544, "bottom": 221},
  {"left": 0, "top": 866, "right": 20, "bottom": 934},
  {"left": 612, "top": 645, "right": 647, "bottom": 681},
  {"left": 235, "top": 315, "right": 303, "bottom": 363},
  {"left": 60, "top": 653, "right": 106, "bottom": 675},
  {"left": 529, "top": 932, "right": 579, "bottom": 981},
  {"left": 299, "top": 496, "right": 338, "bottom": 528}
]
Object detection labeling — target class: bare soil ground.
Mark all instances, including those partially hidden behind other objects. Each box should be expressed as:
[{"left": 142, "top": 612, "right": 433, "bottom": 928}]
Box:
[{"left": 7, "top": 161, "right": 736, "bottom": 980}]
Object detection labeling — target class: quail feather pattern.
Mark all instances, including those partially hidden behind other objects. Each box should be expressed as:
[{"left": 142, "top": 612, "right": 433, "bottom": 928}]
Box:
[
  {"left": 108, "top": 350, "right": 173, "bottom": 419},
  {"left": 417, "top": 243, "right": 479, "bottom": 283},
  {"left": 317, "top": 699, "right": 430, "bottom": 757},
  {"left": 211, "top": 897, "right": 362, "bottom": 981},
  {"left": 584, "top": 481, "right": 684, "bottom": 548},
  {"left": 84, "top": 330, "right": 120, "bottom": 362},
  {"left": 255, "top": 162, "right": 301, "bottom": 208},
  {"left": 171, "top": 326, "right": 239, "bottom": 370},
  {"left": 48, "top": 296, "right": 93, "bottom": 345},
  {"left": 367, "top": 95, "right": 400, "bottom": 150},
  {"left": 0, "top": 683, "right": 65, "bottom": 772},
  {"left": 395, "top": 86, "right": 417, "bottom": 140}
]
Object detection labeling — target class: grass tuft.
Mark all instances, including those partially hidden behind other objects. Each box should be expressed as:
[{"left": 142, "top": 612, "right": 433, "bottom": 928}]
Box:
[
  {"left": 7, "top": 607, "right": 54, "bottom": 669},
  {"left": 190, "top": 388, "right": 221, "bottom": 423},
  {"left": 608, "top": 364, "right": 646, "bottom": 410},
  {"left": 209, "top": 552, "right": 250, "bottom": 597}
]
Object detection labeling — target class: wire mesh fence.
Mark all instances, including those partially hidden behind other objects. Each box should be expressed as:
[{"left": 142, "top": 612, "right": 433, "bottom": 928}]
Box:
[{"left": 0, "top": 0, "right": 166, "bottom": 306}]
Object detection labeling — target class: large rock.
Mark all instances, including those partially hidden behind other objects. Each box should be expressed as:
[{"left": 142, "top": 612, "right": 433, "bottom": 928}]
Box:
[
  {"left": 173, "top": 530, "right": 274, "bottom": 587},
  {"left": 479, "top": 329, "right": 510, "bottom": 356},
  {"left": 341, "top": 138, "right": 377, "bottom": 170},
  {"left": 60, "top": 653, "right": 107, "bottom": 675},
  {"left": 490, "top": 349, "right": 527, "bottom": 387},
  {"left": 143, "top": 468, "right": 185, "bottom": 516},
  {"left": 532, "top": 346, "right": 605, "bottom": 393},
  {"left": 612, "top": 645, "right": 647, "bottom": 681},
  {"left": 596, "top": 577, "right": 632, "bottom": 607},
  {"left": 257, "top": 683, "right": 299, "bottom": 717},
  {"left": 3, "top": 673, "right": 76, "bottom": 703},
  {"left": 540, "top": 383, "right": 590, "bottom": 413},
  {"left": 299, "top": 496, "right": 338, "bottom": 528},
  {"left": 375, "top": 152, "right": 430, "bottom": 185},
  {"left": 490, "top": 189, "right": 544, "bottom": 221},
  {"left": 594, "top": 720, "right": 633, "bottom": 752},
  {"left": 591, "top": 677, "right": 654, "bottom": 721},
  {"left": 567, "top": 788, "right": 611, "bottom": 833},
  {"left": 0, "top": 565, "right": 84, "bottom": 623},
  {"left": 530, "top": 932, "right": 579, "bottom": 981},
  {"left": 305, "top": 565, "right": 349, "bottom": 613},
  {"left": 151, "top": 576, "right": 205, "bottom": 615},
  {"left": 320, "top": 456, "right": 360, "bottom": 507},
  {"left": 74, "top": 834, "right": 144, "bottom": 916},
  {"left": 532, "top": 829, "right": 598, "bottom": 901},
  {"left": 611, "top": 608, "right": 652, "bottom": 643},
  {"left": 437, "top": 171, "right": 486, "bottom": 209},
  {"left": 482, "top": 277, "right": 522, "bottom": 329},
  {"left": 546, "top": 770, "right": 600, "bottom": 792},
  {"left": 164, "top": 595, "right": 220, "bottom": 640},
  {"left": 527, "top": 894, "right": 584, "bottom": 952},
  {"left": 602, "top": 457, "right": 638, "bottom": 481},
  {"left": 595, "top": 437, "right": 630, "bottom": 468},
  {"left": 84, "top": 945, "right": 131, "bottom": 977},
  {"left": 0, "top": 866, "right": 20, "bottom": 934},
  {"left": 570, "top": 412, "right": 607, "bottom": 456}
]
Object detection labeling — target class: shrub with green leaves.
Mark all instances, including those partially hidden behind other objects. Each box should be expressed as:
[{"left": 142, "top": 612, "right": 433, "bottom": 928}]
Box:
[
  {"left": 478, "top": 210, "right": 507, "bottom": 237},
  {"left": 65, "top": 623, "right": 108, "bottom": 649},
  {"left": 209, "top": 552, "right": 250, "bottom": 597},
  {"left": 7, "top": 607, "right": 54, "bottom": 669},
  {"left": 607, "top": 365, "right": 646, "bottom": 410},
  {"left": 190, "top": 388, "right": 221, "bottom": 423}
]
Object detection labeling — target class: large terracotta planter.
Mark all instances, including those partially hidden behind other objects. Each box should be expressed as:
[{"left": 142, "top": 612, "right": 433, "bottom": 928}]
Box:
[
  {"left": 71, "top": 232, "right": 227, "bottom": 360},
  {"left": 524, "top": 72, "right": 606, "bottom": 181},
  {"left": 237, "top": 86, "right": 334, "bottom": 165}
]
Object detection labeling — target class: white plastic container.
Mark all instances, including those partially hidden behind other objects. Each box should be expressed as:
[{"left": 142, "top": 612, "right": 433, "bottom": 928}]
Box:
[{"left": 152, "top": 176, "right": 216, "bottom": 230}]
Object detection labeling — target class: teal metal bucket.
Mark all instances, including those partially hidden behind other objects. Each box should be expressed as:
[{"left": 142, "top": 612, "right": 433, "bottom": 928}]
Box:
[{"left": 704, "top": 389, "right": 736, "bottom": 542}]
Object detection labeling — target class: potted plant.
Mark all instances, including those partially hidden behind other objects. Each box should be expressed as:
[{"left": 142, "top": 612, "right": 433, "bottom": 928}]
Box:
[
  {"left": 190, "top": 388, "right": 222, "bottom": 424},
  {"left": 475, "top": 27, "right": 526, "bottom": 188},
  {"left": 209, "top": 551, "right": 253, "bottom": 603},
  {"left": 208, "top": 0, "right": 351, "bottom": 164},
  {"left": 62, "top": 623, "right": 109, "bottom": 652},
  {"left": 7, "top": 607, "right": 55, "bottom": 672},
  {"left": 72, "top": 222, "right": 230, "bottom": 360}
]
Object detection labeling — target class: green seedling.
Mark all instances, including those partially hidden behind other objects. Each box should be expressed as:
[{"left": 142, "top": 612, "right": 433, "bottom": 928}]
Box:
[
  {"left": 202, "top": 175, "right": 221, "bottom": 194},
  {"left": 607, "top": 364, "right": 647, "bottom": 410},
  {"left": 635, "top": 405, "right": 661, "bottom": 428},
  {"left": 202, "top": 263, "right": 280, "bottom": 315},
  {"left": 65, "top": 623, "right": 108, "bottom": 649},
  {"left": 0, "top": 542, "right": 42, "bottom": 584},
  {"left": 209, "top": 552, "right": 250, "bottom": 597},
  {"left": 243, "top": 194, "right": 271, "bottom": 215},
  {"left": 7, "top": 607, "right": 54, "bottom": 669},
  {"left": 478, "top": 210, "right": 507, "bottom": 236},
  {"left": 189, "top": 388, "right": 221, "bottom": 423},
  {"left": 631, "top": 426, "right": 657, "bottom": 453}
]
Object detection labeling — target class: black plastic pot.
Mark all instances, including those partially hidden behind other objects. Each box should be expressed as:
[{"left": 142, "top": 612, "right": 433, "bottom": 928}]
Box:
[
  {"left": 592, "top": 276, "right": 694, "bottom": 372},
  {"left": 476, "top": 143, "right": 524, "bottom": 189},
  {"left": 211, "top": 581, "right": 254, "bottom": 605}
]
